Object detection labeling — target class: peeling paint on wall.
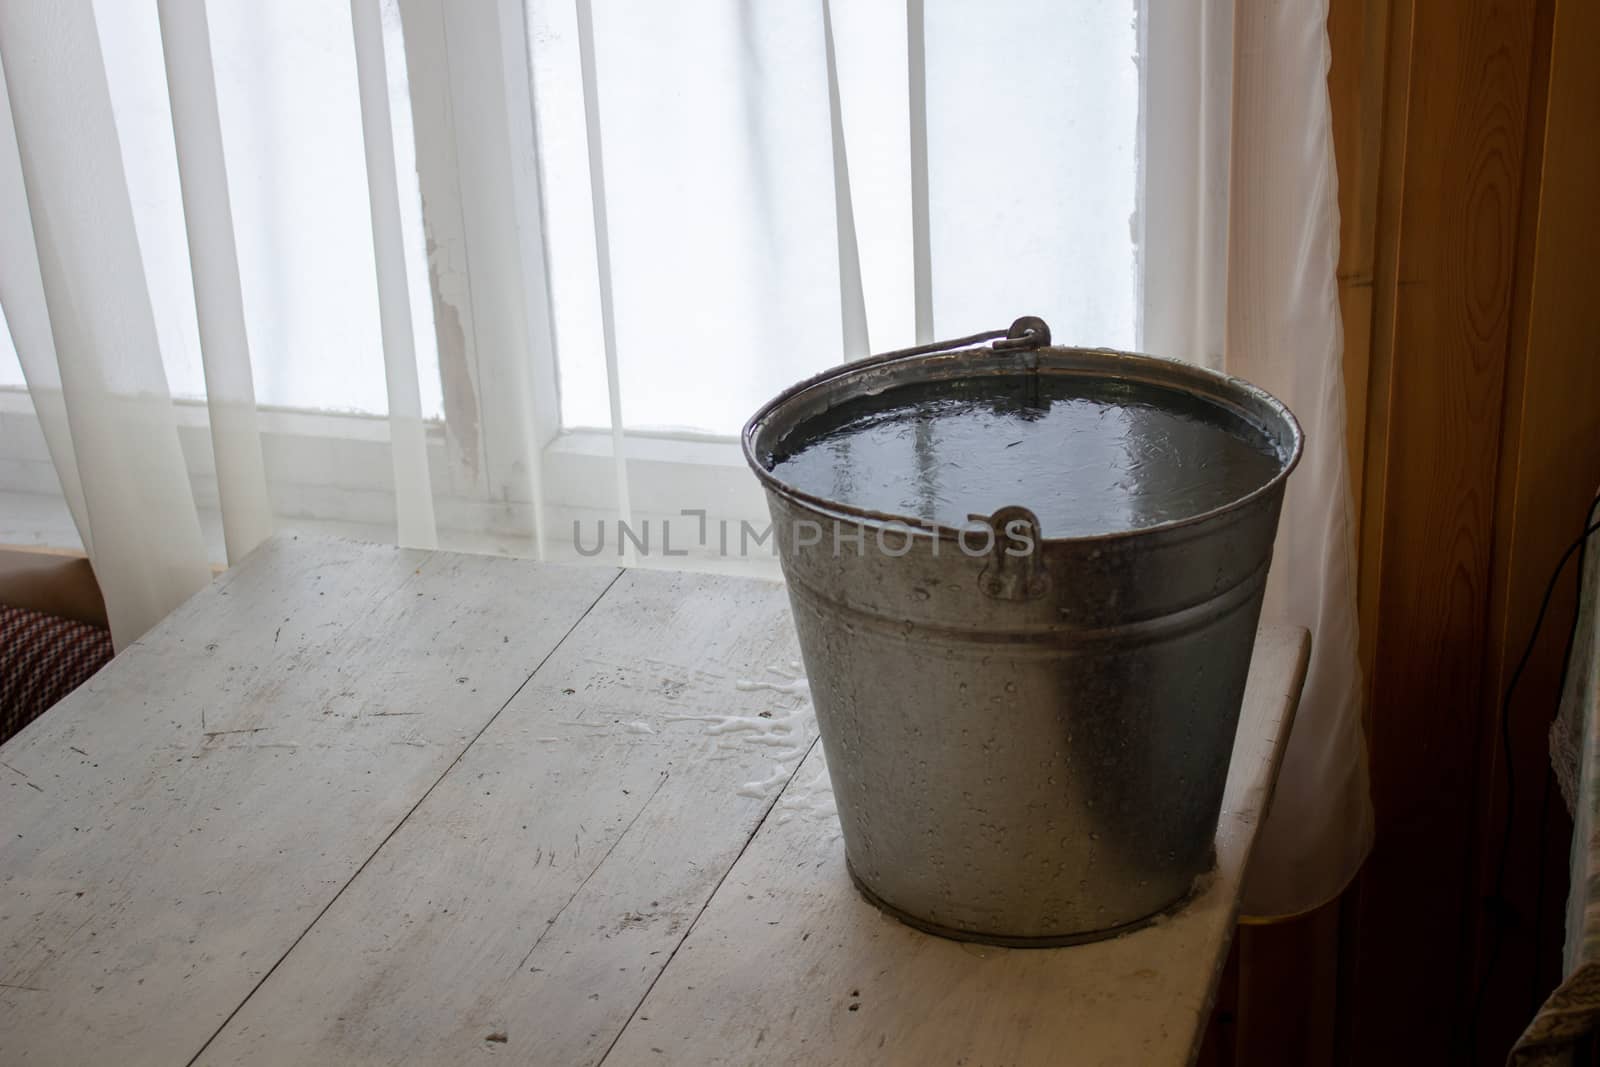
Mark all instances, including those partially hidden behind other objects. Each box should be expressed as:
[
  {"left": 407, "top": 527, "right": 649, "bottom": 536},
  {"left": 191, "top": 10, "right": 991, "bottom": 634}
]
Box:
[{"left": 425, "top": 230, "right": 481, "bottom": 480}]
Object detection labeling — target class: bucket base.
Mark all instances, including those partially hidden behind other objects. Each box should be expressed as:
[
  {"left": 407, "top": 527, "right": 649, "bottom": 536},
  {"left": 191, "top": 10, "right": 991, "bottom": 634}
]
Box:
[{"left": 845, "top": 858, "right": 1209, "bottom": 949}]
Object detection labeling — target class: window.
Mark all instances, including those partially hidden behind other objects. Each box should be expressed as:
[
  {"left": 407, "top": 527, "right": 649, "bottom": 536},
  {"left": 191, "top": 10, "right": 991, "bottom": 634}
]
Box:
[
  {"left": 1, "top": 0, "right": 439, "bottom": 417},
  {"left": 529, "top": 0, "right": 1139, "bottom": 436},
  {"left": 0, "top": 0, "right": 1144, "bottom": 569}
]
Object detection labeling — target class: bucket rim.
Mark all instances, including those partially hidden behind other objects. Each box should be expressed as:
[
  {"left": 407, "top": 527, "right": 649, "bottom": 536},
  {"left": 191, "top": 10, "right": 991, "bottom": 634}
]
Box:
[{"left": 740, "top": 341, "right": 1305, "bottom": 546}]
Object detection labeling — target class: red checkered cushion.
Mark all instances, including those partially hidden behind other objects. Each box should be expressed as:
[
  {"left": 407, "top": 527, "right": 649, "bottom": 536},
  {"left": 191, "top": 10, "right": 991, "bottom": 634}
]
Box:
[{"left": 0, "top": 603, "right": 114, "bottom": 744}]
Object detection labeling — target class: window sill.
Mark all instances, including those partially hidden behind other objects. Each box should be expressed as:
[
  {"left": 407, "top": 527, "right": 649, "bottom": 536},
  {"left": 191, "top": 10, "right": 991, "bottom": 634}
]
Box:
[{"left": 0, "top": 387, "right": 779, "bottom": 578}]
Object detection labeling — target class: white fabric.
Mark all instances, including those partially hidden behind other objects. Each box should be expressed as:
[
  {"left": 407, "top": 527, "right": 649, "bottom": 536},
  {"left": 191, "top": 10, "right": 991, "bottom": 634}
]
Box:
[
  {"left": 1140, "top": 0, "right": 1234, "bottom": 368},
  {"left": 492, "top": 0, "right": 560, "bottom": 561},
  {"left": 822, "top": 0, "right": 869, "bottom": 360},
  {"left": 1227, "top": 0, "right": 1373, "bottom": 916},
  {"left": 0, "top": 65, "right": 91, "bottom": 554},
  {"left": 572, "top": 0, "right": 633, "bottom": 552},
  {"left": 350, "top": 0, "right": 437, "bottom": 550},
  {"left": 0, "top": 0, "right": 1370, "bottom": 913},
  {"left": 157, "top": 0, "right": 274, "bottom": 566},
  {"left": 905, "top": 0, "right": 932, "bottom": 346},
  {"left": 0, "top": 3, "right": 212, "bottom": 648}
]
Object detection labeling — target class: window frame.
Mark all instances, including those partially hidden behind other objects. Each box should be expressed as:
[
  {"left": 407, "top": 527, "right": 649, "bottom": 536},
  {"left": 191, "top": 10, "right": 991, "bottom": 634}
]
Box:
[
  {"left": 1, "top": 0, "right": 1198, "bottom": 579},
  {"left": 0, "top": 384, "right": 773, "bottom": 573}
]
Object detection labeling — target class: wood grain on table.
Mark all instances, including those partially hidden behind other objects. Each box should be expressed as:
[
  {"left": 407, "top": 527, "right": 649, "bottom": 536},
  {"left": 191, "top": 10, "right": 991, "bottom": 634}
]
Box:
[
  {"left": 0, "top": 537, "right": 1308, "bottom": 1066},
  {"left": 197, "top": 566, "right": 812, "bottom": 1065},
  {"left": 0, "top": 539, "right": 617, "bottom": 1064}
]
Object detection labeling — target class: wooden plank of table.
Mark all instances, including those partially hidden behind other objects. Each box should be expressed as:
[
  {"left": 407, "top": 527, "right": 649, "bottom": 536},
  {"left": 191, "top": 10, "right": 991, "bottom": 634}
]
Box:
[
  {"left": 602, "top": 625, "right": 1311, "bottom": 1067},
  {"left": 0, "top": 537, "right": 618, "bottom": 1066},
  {"left": 196, "top": 568, "right": 816, "bottom": 1066}
]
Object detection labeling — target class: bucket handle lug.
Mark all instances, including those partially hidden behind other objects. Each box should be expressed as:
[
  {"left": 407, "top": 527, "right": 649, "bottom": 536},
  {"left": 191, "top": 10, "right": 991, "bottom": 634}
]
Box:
[
  {"left": 971, "top": 506, "right": 1050, "bottom": 602},
  {"left": 992, "top": 315, "right": 1051, "bottom": 351}
]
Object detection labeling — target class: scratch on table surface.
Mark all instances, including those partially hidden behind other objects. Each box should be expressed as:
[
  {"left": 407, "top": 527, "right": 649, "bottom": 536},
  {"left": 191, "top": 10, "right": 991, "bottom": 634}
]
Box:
[
  {"left": 513, "top": 771, "right": 672, "bottom": 974},
  {"left": 1, "top": 761, "right": 29, "bottom": 779}
]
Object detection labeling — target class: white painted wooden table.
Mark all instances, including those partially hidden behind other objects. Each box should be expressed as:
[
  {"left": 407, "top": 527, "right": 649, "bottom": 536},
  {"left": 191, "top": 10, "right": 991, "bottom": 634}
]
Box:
[{"left": 0, "top": 537, "right": 1309, "bottom": 1066}]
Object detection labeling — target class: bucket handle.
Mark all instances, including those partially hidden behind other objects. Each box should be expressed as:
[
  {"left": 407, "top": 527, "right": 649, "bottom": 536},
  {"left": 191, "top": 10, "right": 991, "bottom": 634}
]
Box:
[
  {"left": 970, "top": 506, "right": 1051, "bottom": 602},
  {"left": 855, "top": 316, "right": 1051, "bottom": 366}
]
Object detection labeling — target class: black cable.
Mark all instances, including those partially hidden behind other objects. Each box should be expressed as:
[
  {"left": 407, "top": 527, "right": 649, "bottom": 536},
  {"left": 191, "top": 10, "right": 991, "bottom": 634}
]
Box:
[
  {"left": 1498, "top": 506, "right": 1600, "bottom": 894},
  {"left": 1465, "top": 493, "right": 1600, "bottom": 1058},
  {"left": 1530, "top": 764, "right": 1555, "bottom": 1014},
  {"left": 1528, "top": 494, "right": 1600, "bottom": 1016}
]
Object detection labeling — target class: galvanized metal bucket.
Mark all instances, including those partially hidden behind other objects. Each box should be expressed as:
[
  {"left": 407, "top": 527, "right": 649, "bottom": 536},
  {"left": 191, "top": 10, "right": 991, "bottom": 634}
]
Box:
[{"left": 742, "top": 317, "right": 1302, "bottom": 946}]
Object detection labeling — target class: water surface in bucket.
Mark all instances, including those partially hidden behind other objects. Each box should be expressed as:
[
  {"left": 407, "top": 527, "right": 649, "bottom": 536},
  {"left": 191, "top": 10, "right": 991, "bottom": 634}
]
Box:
[{"left": 764, "top": 375, "right": 1283, "bottom": 538}]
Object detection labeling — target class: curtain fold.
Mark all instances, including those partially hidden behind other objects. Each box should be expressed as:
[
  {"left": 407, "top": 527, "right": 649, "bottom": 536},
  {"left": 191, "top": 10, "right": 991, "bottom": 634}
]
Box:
[
  {"left": 1140, "top": 0, "right": 1234, "bottom": 367},
  {"left": 0, "top": 3, "right": 212, "bottom": 649},
  {"left": 905, "top": 0, "right": 932, "bottom": 346},
  {"left": 157, "top": 0, "right": 274, "bottom": 567},
  {"left": 0, "top": 62, "right": 92, "bottom": 560},
  {"left": 350, "top": 0, "right": 438, "bottom": 551},
  {"left": 821, "top": 0, "right": 869, "bottom": 361},
  {"left": 1227, "top": 0, "right": 1373, "bottom": 917},
  {"left": 572, "top": 0, "right": 634, "bottom": 557}
]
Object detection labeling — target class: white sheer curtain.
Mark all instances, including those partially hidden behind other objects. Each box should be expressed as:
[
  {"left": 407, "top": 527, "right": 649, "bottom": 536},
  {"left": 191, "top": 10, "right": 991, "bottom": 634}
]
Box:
[
  {"left": 0, "top": 0, "right": 1369, "bottom": 917},
  {"left": 0, "top": 2, "right": 215, "bottom": 647},
  {"left": 1226, "top": 0, "right": 1372, "bottom": 918}
]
